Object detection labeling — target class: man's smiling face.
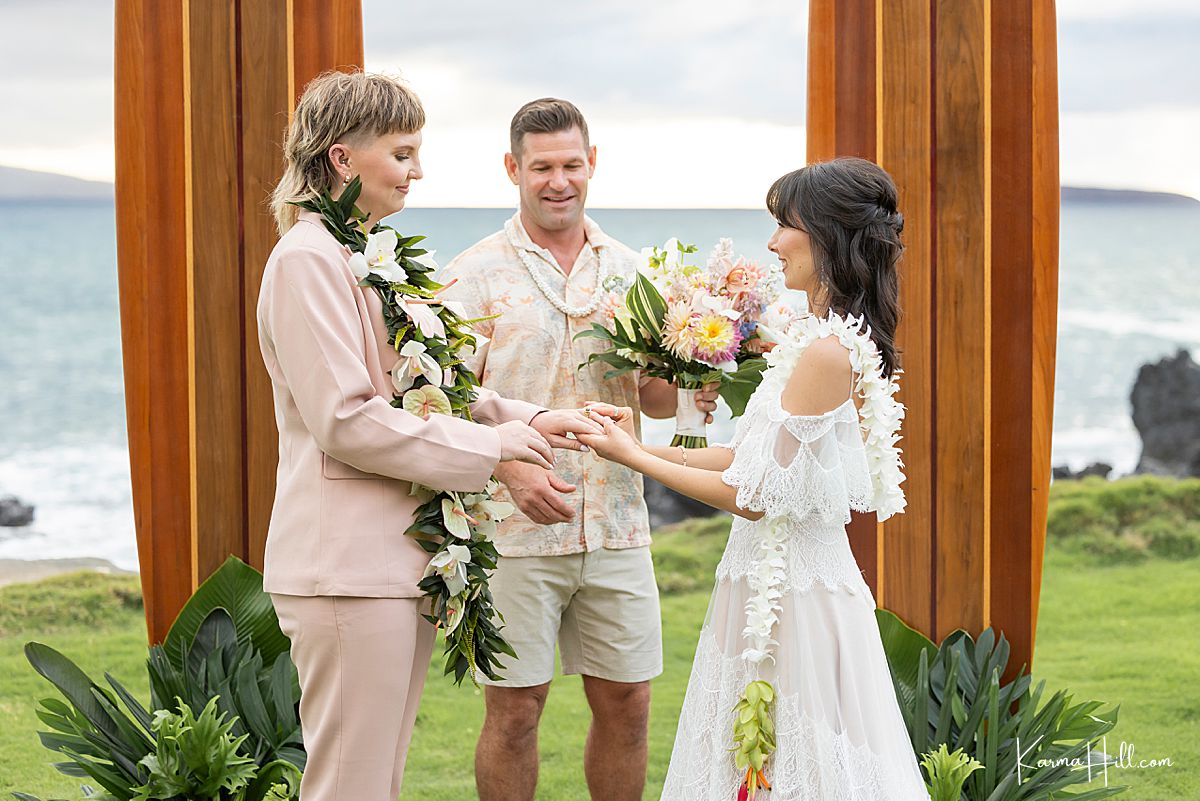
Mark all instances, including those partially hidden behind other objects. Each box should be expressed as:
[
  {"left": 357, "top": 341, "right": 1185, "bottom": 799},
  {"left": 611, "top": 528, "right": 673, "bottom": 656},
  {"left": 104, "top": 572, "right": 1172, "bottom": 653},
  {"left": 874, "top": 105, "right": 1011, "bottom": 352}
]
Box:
[{"left": 506, "top": 127, "right": 596, "bottom": 234}]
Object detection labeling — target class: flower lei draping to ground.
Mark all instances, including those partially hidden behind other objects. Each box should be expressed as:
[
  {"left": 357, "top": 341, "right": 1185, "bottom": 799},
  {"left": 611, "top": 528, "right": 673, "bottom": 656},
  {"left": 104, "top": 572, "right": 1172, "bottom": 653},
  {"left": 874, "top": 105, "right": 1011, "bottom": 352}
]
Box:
[
  {"left": 730, "top": 310, "right": 907, "bottom": 798},
  {"left": 294, "top": 180, "right": 516, "bottom": 686}
]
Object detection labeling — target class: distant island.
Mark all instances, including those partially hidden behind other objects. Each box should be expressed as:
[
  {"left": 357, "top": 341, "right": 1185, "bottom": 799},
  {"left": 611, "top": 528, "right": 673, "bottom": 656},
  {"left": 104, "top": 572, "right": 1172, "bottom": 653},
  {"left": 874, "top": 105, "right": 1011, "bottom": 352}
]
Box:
[
  {"left": 0, "top": 165, "right": 113, "bottom": 201},
  {"left": 3, "top": 165, "right": 1198, "bottom": 207},
  {"left": 1061, "top": 186, "right": 1200, "bottom": 207}
]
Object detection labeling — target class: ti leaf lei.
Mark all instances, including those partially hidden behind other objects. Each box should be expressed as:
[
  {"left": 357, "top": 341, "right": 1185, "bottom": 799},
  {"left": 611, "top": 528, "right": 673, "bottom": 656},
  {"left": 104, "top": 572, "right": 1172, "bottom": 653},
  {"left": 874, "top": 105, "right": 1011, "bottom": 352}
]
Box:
[{"left": 294, "top": 179, "right": 516, "bottom": 686}]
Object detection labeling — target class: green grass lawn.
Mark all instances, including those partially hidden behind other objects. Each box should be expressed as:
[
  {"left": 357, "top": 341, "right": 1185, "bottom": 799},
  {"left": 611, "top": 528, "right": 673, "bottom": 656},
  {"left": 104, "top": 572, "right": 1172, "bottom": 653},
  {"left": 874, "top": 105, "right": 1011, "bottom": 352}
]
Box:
[
  {"left": 0, "top": 572, "right": 149, "bottom": 799},
  {"left": 1, "top": 513, "right": 1196, "bottom": 800}
]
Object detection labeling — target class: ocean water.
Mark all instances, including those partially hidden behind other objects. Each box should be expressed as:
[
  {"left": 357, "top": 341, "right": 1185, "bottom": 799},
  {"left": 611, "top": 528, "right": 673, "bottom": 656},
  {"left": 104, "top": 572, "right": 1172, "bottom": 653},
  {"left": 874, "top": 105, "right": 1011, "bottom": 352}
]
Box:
[{"left": 1, "top": 201, "right": 1197, "bottom": 571}]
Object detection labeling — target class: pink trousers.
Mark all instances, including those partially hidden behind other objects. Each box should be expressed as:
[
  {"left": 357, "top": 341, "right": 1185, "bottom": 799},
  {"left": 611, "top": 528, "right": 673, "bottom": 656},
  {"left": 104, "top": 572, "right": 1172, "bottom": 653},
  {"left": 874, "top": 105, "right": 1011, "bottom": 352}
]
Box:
[{"left": 271, "top": 594, "right": 436, "bottom": 801}]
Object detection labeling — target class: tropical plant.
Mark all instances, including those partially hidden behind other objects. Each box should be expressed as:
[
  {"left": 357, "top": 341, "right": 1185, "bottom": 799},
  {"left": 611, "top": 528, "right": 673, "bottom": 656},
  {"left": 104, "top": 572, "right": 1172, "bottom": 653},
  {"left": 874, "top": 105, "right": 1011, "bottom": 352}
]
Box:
[
  {"left": 146, "top": 609, "right": 303, "bottom": 769},
  {"left": 920, "top": 742, "right": 984, "bottom": 801},
  {"left": 16, "top": 557, "right": 303, "bottom": 801},
  {"left": 877, "top": 609, "right": 1127, "bottom": 801},
  {"left": 150, "top": 557, "right": 303, "bottom": 771},
  {"left": 130, "top": 695, "right": 256, "bottom": 800},
  {"left": 16, "top": 641, "right": 155, "bottom": 800}
]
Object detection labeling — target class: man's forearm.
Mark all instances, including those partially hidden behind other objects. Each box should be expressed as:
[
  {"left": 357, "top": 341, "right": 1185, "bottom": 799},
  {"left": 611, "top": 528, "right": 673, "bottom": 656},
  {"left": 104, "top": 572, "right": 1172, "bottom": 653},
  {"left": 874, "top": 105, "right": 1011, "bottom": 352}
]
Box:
[{"left": 638, "top": 376, "right": 678, "bottom": 418}]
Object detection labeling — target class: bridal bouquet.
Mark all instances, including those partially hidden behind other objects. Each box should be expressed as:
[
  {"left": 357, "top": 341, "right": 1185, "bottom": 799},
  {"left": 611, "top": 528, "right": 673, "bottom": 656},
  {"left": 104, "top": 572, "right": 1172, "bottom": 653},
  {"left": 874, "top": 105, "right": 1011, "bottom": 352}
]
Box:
[
  {"left": 575, "top": 238, "right": 783, "bottom": 447},
  {"left": 295, "top": 180, "right": 515, "bottom": 686}
]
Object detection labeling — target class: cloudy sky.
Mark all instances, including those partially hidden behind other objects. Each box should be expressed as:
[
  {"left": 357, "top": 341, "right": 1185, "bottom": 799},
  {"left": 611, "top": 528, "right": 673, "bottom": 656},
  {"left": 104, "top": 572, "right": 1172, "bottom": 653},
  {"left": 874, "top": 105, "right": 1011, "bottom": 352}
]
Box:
[{"left": 1, "top": 0, "right": 1196, "bottom": 206}]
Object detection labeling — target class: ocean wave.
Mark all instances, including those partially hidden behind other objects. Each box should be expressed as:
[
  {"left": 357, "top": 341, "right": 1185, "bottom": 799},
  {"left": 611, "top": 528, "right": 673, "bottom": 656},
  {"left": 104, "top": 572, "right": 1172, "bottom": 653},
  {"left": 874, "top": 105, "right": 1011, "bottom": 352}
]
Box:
[
  {"left": 0, "top": 444, "right": 138, "bottom": 571},
  {"left": 1059, "top": 308, "right": 1200, "bottom": 348}
]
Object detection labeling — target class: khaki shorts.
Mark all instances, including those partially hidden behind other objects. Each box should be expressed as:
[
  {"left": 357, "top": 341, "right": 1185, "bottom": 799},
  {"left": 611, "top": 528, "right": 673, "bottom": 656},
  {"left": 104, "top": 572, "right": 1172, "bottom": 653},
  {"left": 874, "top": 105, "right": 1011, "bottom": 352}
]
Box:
[{"left": 479, "top": 545, "right": 663, "bottom": 687}]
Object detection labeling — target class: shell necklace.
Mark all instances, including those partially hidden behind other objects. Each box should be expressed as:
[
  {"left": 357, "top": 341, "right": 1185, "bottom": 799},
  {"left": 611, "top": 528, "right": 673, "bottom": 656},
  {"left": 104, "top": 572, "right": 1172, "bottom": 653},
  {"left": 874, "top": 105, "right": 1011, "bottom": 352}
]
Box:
[{"left": 505, "top": 216, "right": 611, "bottom": 318}]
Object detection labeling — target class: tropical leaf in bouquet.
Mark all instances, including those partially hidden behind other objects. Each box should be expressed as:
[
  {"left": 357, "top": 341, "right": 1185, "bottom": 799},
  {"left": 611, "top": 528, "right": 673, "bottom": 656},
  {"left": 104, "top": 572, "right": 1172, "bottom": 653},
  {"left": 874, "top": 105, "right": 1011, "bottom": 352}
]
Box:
[
  {"left": 627, "top": 272, "right": 667, "bottom": 336},
  {"left": 718, "top": 357, "right": 768, "bottom": 416}
]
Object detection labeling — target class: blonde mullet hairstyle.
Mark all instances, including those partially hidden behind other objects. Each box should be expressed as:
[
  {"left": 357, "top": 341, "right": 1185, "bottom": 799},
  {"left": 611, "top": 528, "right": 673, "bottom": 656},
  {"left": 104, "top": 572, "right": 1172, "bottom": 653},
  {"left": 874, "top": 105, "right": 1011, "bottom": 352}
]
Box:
[{"left": 270, "top": 70, "right": 425, "bottom": 235}]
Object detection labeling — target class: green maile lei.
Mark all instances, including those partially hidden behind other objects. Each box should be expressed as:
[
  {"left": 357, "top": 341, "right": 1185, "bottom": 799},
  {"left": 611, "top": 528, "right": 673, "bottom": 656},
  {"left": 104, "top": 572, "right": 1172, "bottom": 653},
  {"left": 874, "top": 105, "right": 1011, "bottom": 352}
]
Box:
[{"left": 294, "top": 179, "right": 516, "bottom": 686}]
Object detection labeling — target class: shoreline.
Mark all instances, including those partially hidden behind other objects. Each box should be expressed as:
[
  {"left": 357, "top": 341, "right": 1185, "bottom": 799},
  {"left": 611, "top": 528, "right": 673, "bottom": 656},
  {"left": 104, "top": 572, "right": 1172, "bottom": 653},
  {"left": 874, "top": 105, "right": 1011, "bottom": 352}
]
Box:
[{"left": 0, "top": 556, "right": 135, "bottom": 588}]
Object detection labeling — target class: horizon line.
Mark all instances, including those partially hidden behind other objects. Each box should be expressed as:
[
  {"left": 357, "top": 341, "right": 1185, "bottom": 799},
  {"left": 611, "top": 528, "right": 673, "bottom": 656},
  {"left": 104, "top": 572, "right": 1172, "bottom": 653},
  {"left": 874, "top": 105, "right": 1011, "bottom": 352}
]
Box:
[{"left": 4, "top": 165, "right": 1198, "bottom": 206}]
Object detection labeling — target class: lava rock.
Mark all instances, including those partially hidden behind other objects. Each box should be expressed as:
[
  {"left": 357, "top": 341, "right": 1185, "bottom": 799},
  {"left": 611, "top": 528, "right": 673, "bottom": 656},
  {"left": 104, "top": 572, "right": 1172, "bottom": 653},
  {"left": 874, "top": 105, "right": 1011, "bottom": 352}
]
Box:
[
  {"left": 1131, "top": 349, "right": 1200, "bottom": 478},
  {"left": 1052, "top": 463, "right": 1114, "bottom": 481},
  {"left": 0, "top": 495, "right": 35, "bottom": 527},
  {"left": 643, "top": 477, "right": 716, "bottom": 529}
]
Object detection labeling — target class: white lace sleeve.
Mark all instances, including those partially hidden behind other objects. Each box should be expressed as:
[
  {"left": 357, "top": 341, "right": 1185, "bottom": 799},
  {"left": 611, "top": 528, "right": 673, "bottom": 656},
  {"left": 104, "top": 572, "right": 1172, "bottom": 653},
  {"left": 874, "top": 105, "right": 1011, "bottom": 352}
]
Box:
[{"left": 720, "top": 400, "right": 872, "bottom": 523}]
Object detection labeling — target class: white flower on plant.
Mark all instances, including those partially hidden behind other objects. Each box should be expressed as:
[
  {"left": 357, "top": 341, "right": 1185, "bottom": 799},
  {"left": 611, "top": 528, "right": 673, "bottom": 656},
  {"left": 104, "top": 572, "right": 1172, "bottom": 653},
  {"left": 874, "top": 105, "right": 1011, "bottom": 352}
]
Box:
[
  {"left": 391, "top": 340, "right": 442, "bottom": 393},
  {"left": 756, "top": 293, "right": 807, "bottom": 344},
  {"left": 410, "top": 250, "right": 438, "bottom": 271},
  {"left": 637, "top": 246, "right": 656, "bottom": 274},
  {"left": 348, "top": 229, "right": 405, "bottom": 283},
  {"left": 616, "top": 347, "right": 650, "bottom": 367},
  {"left": 462, "top": 494, "right": 515, "bottom": 540},
  {"left": 662, "top": 237, "right": 684, "bottom": 270},
  {"left": 348, "top": 251, "right": 371, "bottom": 280},
  {"left": 403, "top": 385, "right": 453, "bottom": 418},
  {"left": 705, "top": 237, "right": 736, "bottom": 276},
  {"left": 396, "top": 296, "right": 446, "bottom": 339},
  {"left": 444, "top": 594, "right": 467, "bottom": 634},
  {"left": 441, "top": 495, "right": 475, "bottom": 539},
  {"left": 425, "top": 543, "right": 472, "bottom": 596},
  {"left": 696, "top": 292, "right": 742, "bottom": 321}
]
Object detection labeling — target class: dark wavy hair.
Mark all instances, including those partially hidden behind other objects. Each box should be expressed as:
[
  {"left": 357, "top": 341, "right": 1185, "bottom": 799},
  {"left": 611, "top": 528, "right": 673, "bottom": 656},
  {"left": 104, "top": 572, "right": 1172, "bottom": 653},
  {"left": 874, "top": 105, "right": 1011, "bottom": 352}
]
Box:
[{"left": 766, "top": 157, "right": 904, "bottom": 378}]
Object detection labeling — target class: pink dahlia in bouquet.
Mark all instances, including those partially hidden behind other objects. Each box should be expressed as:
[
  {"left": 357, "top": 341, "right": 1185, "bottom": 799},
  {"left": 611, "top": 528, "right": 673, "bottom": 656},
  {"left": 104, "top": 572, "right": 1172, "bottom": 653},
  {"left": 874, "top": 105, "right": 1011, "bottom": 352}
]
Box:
[{"left": 576, "top": 237, "right": 786, "bottom": 446}]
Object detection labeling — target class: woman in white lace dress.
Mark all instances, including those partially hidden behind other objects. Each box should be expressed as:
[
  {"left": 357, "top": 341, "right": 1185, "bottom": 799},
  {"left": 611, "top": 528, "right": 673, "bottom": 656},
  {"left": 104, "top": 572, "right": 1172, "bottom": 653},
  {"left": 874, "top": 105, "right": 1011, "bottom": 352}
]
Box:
[{"left": 579, "top": 158, "right": 930, "bottom": 800}]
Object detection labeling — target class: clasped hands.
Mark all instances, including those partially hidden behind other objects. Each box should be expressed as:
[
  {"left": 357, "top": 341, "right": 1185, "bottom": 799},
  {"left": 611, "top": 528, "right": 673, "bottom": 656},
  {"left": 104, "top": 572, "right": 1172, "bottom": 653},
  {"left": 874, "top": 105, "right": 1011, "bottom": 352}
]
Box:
[
  {"left": 493, "top": 403, "right": 646, "bottom": 525},
  {"left": 495, "top": 406, "right": 622, "bottom": 471},
  {"left": 495, "top": 386, "right": 716, "bottom": 525},
  {"left": 487, "top": 404, "right": 632, "bottom": 525}
]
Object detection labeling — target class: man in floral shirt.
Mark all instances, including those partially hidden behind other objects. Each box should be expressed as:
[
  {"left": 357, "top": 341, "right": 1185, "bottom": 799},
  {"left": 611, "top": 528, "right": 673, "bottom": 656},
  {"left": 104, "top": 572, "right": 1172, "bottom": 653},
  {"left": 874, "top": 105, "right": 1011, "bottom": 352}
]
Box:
[{"left": 439, "top": 98, "right": 717, "bottom": 801}]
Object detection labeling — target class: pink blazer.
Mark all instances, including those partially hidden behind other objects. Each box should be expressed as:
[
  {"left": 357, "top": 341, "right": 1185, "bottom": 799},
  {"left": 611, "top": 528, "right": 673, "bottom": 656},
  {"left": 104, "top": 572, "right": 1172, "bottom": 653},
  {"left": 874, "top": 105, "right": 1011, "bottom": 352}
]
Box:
[{"left": 256, "top": 211, "right": 544, "bottom": 597}]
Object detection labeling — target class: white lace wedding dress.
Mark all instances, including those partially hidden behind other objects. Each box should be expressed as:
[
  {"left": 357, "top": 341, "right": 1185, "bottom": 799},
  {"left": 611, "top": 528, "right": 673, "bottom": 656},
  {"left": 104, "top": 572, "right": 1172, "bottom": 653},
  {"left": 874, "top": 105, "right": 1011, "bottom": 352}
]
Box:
[{"left": 659, "top": 312, "right": 930, "bottom": 801}]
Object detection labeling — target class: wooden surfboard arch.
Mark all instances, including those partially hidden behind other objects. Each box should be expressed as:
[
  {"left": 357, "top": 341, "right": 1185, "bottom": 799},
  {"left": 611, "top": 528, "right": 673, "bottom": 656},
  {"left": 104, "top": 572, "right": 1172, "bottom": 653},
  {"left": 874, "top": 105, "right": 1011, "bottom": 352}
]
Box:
[{"left": 114, "top": 0, "right": 1060, "bottom": 678}]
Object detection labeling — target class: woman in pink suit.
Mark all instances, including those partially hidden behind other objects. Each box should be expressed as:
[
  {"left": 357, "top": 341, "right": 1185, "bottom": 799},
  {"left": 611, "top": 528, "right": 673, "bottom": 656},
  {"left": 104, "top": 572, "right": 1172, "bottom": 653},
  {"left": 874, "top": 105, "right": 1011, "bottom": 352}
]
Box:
[{"left": 257, "top": 71, "right": 602, "bottom": 801}]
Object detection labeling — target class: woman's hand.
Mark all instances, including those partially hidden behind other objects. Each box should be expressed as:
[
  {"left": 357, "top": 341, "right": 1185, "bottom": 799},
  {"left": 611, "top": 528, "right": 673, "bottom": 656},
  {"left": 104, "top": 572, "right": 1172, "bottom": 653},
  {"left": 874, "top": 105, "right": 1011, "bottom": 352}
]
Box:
[
  {"left": 581, "top": 402, "right": 637, "bottom": 437},
  {"left": 576, "top": 408, "right": 643, "bottom": 467},
  {"left": 495, "top": 420, "right": 555, "bottom": 470},
  {"left": 529, "top": 408, "right": 604, "bottom": 451}
]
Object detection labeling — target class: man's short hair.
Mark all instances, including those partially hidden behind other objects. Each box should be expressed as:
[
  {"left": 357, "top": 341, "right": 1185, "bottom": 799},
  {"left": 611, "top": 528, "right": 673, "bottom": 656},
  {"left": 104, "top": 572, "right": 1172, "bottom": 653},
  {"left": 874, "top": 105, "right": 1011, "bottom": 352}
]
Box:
[{"left": 509, "top": 98, "right": 590, "bottom": 159}]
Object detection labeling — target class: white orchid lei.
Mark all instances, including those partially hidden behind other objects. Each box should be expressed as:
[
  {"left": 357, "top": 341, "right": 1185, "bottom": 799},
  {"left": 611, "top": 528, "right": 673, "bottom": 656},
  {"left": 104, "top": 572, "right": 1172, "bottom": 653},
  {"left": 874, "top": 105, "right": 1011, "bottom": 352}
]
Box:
[
  {"left": 295, "top": 180, "right": 517, "bottom": 686},
  {"left": 731, "top": 309, "right": 907, "bottom": 799}
]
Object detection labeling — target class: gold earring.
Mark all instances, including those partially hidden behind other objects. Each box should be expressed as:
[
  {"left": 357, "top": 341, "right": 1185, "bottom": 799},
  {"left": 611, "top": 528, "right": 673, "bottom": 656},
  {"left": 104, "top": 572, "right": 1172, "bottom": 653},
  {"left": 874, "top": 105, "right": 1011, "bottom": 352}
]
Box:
[{"left": 342, "top": 173, "right": 351, "bottom": 185}]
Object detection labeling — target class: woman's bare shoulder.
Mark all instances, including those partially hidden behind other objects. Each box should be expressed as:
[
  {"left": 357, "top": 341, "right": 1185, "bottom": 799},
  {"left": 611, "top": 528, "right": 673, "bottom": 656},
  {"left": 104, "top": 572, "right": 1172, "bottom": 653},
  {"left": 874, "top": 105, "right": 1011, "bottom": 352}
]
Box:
[{"left": 779, "top": 336, "right": 854, "bottom": 416}]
